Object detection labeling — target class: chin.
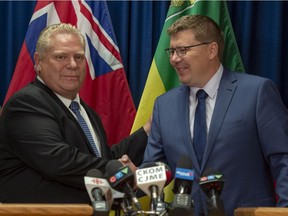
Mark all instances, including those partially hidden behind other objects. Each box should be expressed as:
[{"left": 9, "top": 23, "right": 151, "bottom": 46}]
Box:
[{"left": 179, "top": 77, "right": 188, "bottom": 84}]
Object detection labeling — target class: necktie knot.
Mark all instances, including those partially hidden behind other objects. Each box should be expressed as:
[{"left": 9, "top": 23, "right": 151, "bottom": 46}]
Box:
[
  {"left": 196, "top": 89, "right": 208, "bottom": 100},
  {"left": 70, "top": 101, "right": 80, "bottom": 112}
]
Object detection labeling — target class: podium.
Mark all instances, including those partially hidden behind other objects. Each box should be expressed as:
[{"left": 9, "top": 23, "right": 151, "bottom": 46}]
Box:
[
  {"left": 234, "top": 207, "right": 288, "bottom": 216},
  {"left": 0, "top": 204, "right": 93, "bottom": 216}
]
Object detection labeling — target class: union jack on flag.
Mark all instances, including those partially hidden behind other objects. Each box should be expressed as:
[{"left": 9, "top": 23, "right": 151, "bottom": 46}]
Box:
[{"left": 4, "top": 0, "right": 136, "bottom": 145}]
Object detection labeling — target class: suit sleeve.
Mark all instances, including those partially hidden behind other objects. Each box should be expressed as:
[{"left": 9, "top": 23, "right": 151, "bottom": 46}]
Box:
[
  {"left": 141, "top": 98, "right": 168, "bottom": 166},
  {"left": 256, "top": 79, "right": 288, "bottom": 206},
  {"left": 110, "top": 127, "right": 148, "bottom": 166},
  {"left": 3, "top": 92, "right": 109, "bottom": 190}
]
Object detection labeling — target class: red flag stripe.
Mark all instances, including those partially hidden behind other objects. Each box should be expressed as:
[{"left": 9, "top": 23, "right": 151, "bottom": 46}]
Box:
[{"left": 78, "top": 1, "right": 122, "bottom": 63}]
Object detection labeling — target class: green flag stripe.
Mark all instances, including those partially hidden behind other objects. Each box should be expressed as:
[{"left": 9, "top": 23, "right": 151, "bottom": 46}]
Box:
[{"left": 131, "top": 0, "right": 245, "bottom": 133}]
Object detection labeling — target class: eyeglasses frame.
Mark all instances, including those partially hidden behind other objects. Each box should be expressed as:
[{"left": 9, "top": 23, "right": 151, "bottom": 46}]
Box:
[{"left": 165, "top": 42, "right": 212, "bottom": 57}]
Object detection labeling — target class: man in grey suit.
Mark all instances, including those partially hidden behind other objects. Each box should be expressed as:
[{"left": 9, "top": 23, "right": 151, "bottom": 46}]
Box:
[
  {"left": 142, "top": 15, "right": 288, "bottom": 215},
  {"left": 0, "top": 23, "right": 150, "bottom": 203}
]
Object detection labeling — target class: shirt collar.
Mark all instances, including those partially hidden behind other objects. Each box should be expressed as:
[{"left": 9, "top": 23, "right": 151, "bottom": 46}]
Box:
[{"left": 36, "top": 76, "right": 81, "bottom": 109}]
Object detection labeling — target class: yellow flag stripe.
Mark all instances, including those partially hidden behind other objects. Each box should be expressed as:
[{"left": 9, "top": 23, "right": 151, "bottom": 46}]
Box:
[{"left": 131, "top": 59, "right": 165, "bottom": 133}]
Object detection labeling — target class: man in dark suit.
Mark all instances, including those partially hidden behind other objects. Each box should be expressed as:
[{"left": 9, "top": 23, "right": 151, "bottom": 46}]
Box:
[
  {"left": 142, "top": 15, "right": 288, "bottom": 215},
  {"left": 0, "top": 23, "right": 150, "bottom": 203}
]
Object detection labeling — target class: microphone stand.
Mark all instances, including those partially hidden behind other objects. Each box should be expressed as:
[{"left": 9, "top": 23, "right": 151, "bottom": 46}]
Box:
[{"left": 111, "top": 198, "right": 123, "bottom": 216}]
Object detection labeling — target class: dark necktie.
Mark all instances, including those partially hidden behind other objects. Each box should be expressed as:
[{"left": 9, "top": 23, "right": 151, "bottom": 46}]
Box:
[
  {"left": 193, "top": 89, "right": 208, "bottom": 165},
  {"left": 70, "top": 101, "right": 101, "bottom": 157}
]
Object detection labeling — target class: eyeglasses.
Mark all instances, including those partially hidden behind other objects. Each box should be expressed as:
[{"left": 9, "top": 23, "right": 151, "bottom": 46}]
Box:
[{"left": 165, "top": 42, "right": 211, "bottom": 57}]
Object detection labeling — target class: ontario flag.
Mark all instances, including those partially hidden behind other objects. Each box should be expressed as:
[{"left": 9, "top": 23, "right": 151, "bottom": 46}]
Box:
[{"left": 3, "top": 0, "right": 136, "bottom": 146}]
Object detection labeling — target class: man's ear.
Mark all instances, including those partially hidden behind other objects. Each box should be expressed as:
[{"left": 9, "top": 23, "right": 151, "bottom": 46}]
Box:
[
  {"left": 208, "top": 42, "right": 218, "bottom": 60},
  {"left": 34, "top": 52, "right": 41, "bottom": 73}
]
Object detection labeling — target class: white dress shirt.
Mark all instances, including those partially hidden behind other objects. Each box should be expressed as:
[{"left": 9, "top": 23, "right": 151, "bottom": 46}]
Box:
[{"left": 189, "top": 64, "right": 223, "bottom": 140}]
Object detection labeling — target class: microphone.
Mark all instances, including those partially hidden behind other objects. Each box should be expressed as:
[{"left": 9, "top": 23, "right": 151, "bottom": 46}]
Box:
[
  {"left": 171, "top": 155, "right": 194, "bottom": 216},
  {"left": 102, "top": 161, "right": 125, "bottom": 216},
  {"left": 105, "top": 160, "right": 142, "bottom": 211},
  {"left": 199, "top": 171, "right": 225, "bottom": 216},
  {"left": 84, "top": 169, "right": 113, "bottom": 216},
  {"left": 135, "top": 162, "right": 172, "bottom": 212}
]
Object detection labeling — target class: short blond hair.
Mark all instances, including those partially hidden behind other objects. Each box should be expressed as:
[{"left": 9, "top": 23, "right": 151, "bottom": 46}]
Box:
[
  {"left": 36, "top": 23, "right": 85, "bottom": 58},
  {"left": 167, "top": 15, "right": 224, "bottom": 59}
]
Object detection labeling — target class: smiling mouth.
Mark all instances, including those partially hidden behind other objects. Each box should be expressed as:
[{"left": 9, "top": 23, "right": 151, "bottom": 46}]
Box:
[
  {"left": 175, "top": 67, "right": 188, "bottom": 74},
  {"left": 174, "top": 64, "right": 187, "bottom": 70}
]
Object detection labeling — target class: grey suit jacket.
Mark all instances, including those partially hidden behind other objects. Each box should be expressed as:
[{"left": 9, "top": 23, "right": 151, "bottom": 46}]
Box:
[
  {"left": 0, "top": 79, "right": 147, "bottom": 203},
  {"left": 143, "top": 69, "right": 288, "bottom": 215}
]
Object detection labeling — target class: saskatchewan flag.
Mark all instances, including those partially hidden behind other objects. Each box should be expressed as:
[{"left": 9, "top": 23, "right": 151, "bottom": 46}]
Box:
[{"left": 131, "top": 0, "right": 245, "bottom": 133}]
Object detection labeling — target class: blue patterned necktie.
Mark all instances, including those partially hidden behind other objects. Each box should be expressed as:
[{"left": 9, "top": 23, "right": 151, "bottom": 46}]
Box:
[
  {"left": 193, "top": 89, "right": 208, "bottom": 165},
  {"left": 70, "top": 101, "right": 101, "bottom": 157}
]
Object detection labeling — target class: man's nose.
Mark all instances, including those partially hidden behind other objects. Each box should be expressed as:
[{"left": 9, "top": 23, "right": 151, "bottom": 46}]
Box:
[
  {"left": 170, "top": 52, "right": 181, "bottom": 62},
  {"left": 68, "top": 57, "right": 78, "bottom": 68}
]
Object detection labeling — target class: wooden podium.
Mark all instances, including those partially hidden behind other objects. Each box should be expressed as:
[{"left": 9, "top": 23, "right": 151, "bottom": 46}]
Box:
[
  {"left": 234, "top": 207, "right": 288, "bottom": 216},
  {"left": 0, "top": 204, "right": 93, "bottom": 216}
]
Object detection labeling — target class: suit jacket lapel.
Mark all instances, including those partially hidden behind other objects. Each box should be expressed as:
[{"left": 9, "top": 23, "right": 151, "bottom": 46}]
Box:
[
  {"left": 81, "top": 102, "right": 110, "bottom": 158},
  {"left": 33, "top": 79, "right": 76, "bottom": 122},
  {"left": 201, "top": 70, "right": 237, "bottom": 169},
  {"left": 33, "top": 79, "right": 100, "bottom": 156},
  {"left": 177, "top": 85, "right": 201, "bottom": 170}
]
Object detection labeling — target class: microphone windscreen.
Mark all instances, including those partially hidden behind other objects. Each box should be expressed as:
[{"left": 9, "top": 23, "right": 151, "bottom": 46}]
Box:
[
  {"left": 87, "top": 169, "right": 104, "bottom": 178},
  {"left": 142, "top": 162, "right": 157, "bottom": 168},
  {"left": 142, "top": 162, "right": 173, "bottom": 185},
  {"left": 165, "top": 170, "right": 173, "bottom": 185},
  {"left": 202, "top": 168, "right": 223, "bottom": 179},
  {"left": 199, "top": 169, "right": 225, "bottom": 195},
  {"left": 105, "top": 160, "right": 123, "bottom": 176},
  {"left": 176, "top": 155, "right": 193, "bottom": 169},
  {"left": 173, "top": 155, "right": 194, "bottom": 194},
  {"left": 159, "top": 162, "right": 173, "bottom": 185}
]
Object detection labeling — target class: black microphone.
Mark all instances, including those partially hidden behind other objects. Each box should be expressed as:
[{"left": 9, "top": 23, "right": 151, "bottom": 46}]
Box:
[
  {"left": 199, "top": 171, "right": 225, "bottom": 216},
  {"left": 84, "top": 169, "right": 113, "bottom": 216},
  {"left": 105, "top": 160, "right": 142, "bottom": 211},
  {"left": 103, "top": 161, "right": 125, "bottom": 216},
  {"left": 171, "top": 155, "right": 194, "bottom": 216},
  {"left": 135, "top": 162, "right": 172, "bottom": 213}
]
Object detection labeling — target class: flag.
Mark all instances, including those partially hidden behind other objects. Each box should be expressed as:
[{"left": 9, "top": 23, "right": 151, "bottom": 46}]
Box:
[
  {"left": 4, "top": 0, "right": 136, "bottom": 145},
  {"left": 131, "top": 0, "right": 245, "bottom": 133}
]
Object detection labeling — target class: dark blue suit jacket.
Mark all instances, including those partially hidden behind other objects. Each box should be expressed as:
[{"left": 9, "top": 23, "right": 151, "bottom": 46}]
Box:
[{"left": 143, "top": 69, "right": 288, "bottom": 215}]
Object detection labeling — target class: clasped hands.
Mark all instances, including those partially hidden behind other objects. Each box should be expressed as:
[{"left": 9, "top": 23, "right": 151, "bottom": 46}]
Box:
[{"left": 118, "top": 154, "right": 137, "bottom": 173}]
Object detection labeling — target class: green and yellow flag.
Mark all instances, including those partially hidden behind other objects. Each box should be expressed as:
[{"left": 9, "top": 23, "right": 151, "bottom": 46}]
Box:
[{"left": 131, "top": 0, "right": 245, "bottom": 133}]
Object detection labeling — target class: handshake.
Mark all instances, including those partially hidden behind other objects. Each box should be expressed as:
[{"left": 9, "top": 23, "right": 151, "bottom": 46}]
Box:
[
  {"left": 84, "top": 159, "right": 171, "bottom": 216},
  {"left": 84, "top": 155, "right": 225, "bottom": 216}
]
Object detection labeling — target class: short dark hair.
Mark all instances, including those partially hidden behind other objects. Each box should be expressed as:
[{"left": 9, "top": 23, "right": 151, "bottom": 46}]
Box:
[{"left": 167, "top": 15, "right": 224, "bottom": 59}]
